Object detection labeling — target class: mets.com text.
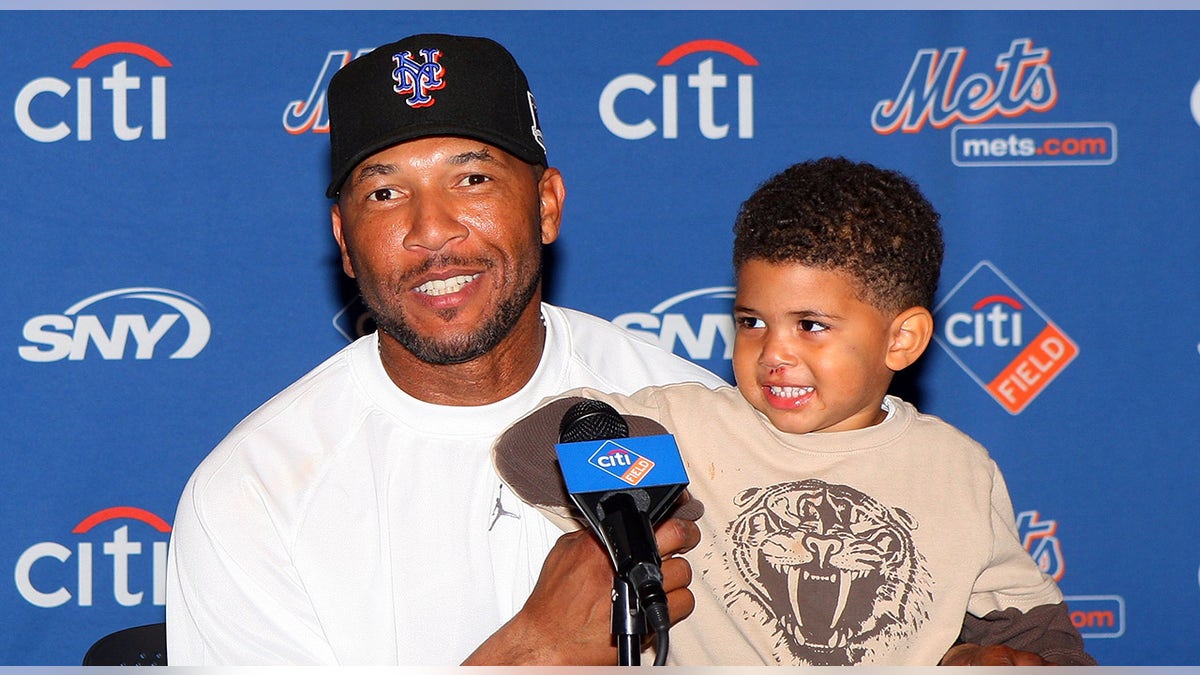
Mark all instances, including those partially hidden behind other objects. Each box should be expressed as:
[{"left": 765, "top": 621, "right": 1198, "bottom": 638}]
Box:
[{"left": 952, "top": 123, "right": 1116, "bottom": 166}]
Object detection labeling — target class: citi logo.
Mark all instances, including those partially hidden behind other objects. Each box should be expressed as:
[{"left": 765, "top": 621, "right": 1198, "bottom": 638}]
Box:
[
  {"left": 283, "top": 49, "right": 372, "bottom": 134},
  {"left": 942, "top": 294, "right": 1025, "bottom": 348},
  {"left": 872, "top": 38, "right": 1057, "bottom": 134},
  {"left": 15, "top": 41, "right": 170, "bottom": 143},
  {"left": 612, "top": 286, "right": 735, "bottom": 377},
  {"left": 14, "top": 506, "right": 170, "bottom": 608},
  {"left": 596, "top": 449, "right": 634, "bottom": 468},
  {"left": 19, "top": 287, "right": 211, "bottom": 362},
  {"left": 589, "top": 441, "right": 655, "bottom": 486},
  {"left": 600, "top": 39, "right": 756, "bottom": 140},
  {"left": 934, "top": 262, "right": 1078, "bottom": 414}
]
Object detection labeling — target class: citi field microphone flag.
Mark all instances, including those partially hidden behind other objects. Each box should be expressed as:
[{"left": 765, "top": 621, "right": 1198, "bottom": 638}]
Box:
[{"left": 557, "top": 435, "right": 688, "bottom": 493}]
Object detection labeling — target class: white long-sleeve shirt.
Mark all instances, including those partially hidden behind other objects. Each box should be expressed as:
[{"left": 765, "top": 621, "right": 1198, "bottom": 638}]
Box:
[{"left": 166, "top": 303, "right": 724, "bottom": 665}]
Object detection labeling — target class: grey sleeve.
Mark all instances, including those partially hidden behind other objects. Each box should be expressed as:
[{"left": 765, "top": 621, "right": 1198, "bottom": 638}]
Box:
[{"left": 955, "top": 602, "right": 1098, "bottom": 665}]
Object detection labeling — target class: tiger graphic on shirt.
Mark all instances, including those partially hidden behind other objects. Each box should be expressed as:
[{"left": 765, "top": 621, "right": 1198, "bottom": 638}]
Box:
[{"left": 714, "top": 478, "right": 934, "bottom": 665}]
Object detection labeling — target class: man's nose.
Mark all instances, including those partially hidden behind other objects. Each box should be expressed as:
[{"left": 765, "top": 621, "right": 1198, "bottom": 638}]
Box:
[{"left": 402, "top": 195, "right": 470, "bottom": 251}]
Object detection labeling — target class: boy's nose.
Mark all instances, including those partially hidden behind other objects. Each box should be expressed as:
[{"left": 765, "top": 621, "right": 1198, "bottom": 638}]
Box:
[{"left": 759, "top": 333, "right": 796, "bottom": 371}]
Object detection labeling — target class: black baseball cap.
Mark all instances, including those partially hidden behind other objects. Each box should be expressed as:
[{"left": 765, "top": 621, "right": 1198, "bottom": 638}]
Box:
[{"left": 325, "top": 33, "right": 548, "bottom": 198}]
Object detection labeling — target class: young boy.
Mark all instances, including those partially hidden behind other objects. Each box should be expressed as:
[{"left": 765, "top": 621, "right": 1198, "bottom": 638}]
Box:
[{"left": 495, "top": 157, "right": 1094, "bottom": 665}]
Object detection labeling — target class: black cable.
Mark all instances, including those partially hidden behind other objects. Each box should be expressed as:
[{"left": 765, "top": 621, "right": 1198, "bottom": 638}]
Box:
[
  {"left": 652, "top": 625, "right": 670, "bottom": 666},
  {"left": 641, "top": 594, "right": 672, "bottom": 666}
]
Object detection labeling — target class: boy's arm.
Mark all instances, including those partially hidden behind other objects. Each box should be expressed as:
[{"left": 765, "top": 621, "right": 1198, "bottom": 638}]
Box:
[
  {"left": 940, "top": 603, "right": 1097, "bottom": 666},
  {"left": 949, "top": 464, "right": 1096, "bottom": 666}
]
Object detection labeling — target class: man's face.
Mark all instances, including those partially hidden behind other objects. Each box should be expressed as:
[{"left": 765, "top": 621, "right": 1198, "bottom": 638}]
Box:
[
  {"left": 331, "top": 136, "right": 562, "bottom": 365},
  {"left": 732, "top": 260, "right": 897, "bottom": 434}
]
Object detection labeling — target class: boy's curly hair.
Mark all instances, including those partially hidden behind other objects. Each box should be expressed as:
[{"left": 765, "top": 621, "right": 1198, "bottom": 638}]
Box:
[{"left": 732, "top": 157, "right": 944, "bottom": 313}]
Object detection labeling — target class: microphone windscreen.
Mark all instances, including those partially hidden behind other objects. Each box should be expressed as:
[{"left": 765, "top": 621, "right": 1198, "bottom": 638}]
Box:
[
  {"left": 493, "top": 396, "right": 703, "bottom": 524},
  {"left": 559, "top": 398, "right": 629, "bottom": 443}
]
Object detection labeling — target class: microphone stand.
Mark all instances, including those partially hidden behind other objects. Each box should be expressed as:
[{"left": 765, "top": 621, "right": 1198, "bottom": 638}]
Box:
[{"left": 611, "top": 575, "right": 645, "bottom": 666}]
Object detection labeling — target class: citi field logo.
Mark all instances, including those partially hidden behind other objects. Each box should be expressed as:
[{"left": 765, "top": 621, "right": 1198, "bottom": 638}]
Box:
[
  {"left": 600, "top": 39, "right": 756, "bottom": 141},
  {"left": 612, "top": 286, "right": 735, "bottom": 379},
  {"left": 283, "top": 49, "right": 372, "bottom": 134},
  {"left": 15, "top": 41, "right": 170, "bottom": 143},
  {"left": 589, "top": 440, "right": 655, "bottom": 486},
  {"left": 14, "top": 506, "right": 170, "bottom": 608},
  {"left": 933, "top": 262, "right": 1078, "bottom": 414},
  {"left": 19, "top": 287, "right": 210, "bottom": 362}
]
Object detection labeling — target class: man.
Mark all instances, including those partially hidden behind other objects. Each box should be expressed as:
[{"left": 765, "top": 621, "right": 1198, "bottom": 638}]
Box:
[{"left": 165, "top": 33, "right": 726, "bottom": 665}]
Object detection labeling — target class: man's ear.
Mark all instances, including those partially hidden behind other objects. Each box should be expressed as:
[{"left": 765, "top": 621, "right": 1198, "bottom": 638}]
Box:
[
  {"left": 885, "top": 306, "right": 934, "bottom": 372},
  {"left": 537, "top": 167, "right": 565, "bottom": 245},
  {"left": 331, "top": 203, "right": 356, "bottom": 278}
]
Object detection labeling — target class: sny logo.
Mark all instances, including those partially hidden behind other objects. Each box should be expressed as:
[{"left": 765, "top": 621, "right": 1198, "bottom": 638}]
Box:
[
  {"left": 15, "top": 42, "right": 170, "bottom": 143},
  {"left": 589, "top": 440, "right": 656, "bottom": 486},
  {"left": 613, "top": 286, "right": 736, "bottom": 381},
  {"left": 393, "top": 48, "right": 445, "bottom": 107},
  {"left": 19, "top": 287, "right": 211, "bottom": 362},
  {"left": 933, "top": 262, "right": 1078, "bottom": 414},
  {"left": 600, "top": 39, "right": 756, "bottom": 140}
]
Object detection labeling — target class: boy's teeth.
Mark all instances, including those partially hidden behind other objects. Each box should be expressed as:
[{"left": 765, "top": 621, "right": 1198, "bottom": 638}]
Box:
[
  {"left": 416, "top": 274, "right": 479, "bottom": 296},
  {"left": 769, "top": 386, "right": 813, "bottom": 398}
]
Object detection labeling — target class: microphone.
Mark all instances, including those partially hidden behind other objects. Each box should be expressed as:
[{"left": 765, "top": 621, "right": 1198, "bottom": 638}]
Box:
[
  {"left": 491, "top": 395, "right": 700, "bottom": 665},
  {"left": 492, "top": 395, "right": 702, "bottom": 523},
  {"left": 555, "top": 399, "right": 689, "bottom": 654}
]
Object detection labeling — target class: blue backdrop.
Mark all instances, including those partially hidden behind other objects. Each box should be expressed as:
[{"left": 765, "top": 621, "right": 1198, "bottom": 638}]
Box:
[{"left": 2, "top": 10, "right": 1197, "bottom": 666}]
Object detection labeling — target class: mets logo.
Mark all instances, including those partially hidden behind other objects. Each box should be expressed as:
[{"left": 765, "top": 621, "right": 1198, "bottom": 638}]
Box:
[
  {"left": 589, "top": 440, "right": 656, "bottom": 486},
  {"left": 933, "top": 261, "right": 1079, "bottom": 414},
  {"left": 393, "top": 48, "right": 445, "bottom": 108},
  {"left": 872, "top": 38, "right": 1056, "bottom": 134}
]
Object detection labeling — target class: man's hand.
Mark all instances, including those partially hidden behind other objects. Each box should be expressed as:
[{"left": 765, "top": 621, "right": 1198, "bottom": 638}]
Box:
[
  {"left": 463, "top": 517, "right": 700, "bottom": 665},
  {"left": 941, "top": 643, "right": 1058, "bottom": 666}
]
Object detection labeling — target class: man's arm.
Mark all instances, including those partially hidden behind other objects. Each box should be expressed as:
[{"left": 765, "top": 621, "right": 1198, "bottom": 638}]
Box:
[
  {"left": 166, "top": 480, "right": 337, "bottom": 665},
  {"left": 463, "top": 517, "right": 699, "bottom": 665}
]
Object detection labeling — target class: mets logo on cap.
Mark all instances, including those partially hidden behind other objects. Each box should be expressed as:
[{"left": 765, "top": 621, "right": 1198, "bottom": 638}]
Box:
[{"left": 392, "top": 48, "right": 445, "bottom": 108}]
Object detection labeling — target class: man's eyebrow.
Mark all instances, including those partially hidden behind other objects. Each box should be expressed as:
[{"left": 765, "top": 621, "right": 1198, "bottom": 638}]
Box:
[
  {"left": 347, "top": 148, "right": 497, "bottom": 190},
  {"left": 448, "top": 148, "right": 496, "bottom": 165},
  {"left": 349, "top": 162, "right": 396, "bottom": 188}
]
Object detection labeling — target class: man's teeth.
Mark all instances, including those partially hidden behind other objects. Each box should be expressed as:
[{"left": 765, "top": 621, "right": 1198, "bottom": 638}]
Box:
[
  {"left": 769, "top": 386, "right": 814, "bottom": 398},
  {"left": 416, "top": 274, "right": 480, "bottom": 296}
]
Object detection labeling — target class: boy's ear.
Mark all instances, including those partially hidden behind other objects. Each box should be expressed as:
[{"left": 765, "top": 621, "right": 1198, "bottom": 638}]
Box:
[{"left": 885, "top": 306, "right": 934, "bottom": 372}]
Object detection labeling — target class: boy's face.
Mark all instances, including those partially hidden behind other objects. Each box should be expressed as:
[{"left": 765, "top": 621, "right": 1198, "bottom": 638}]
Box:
[{"left": 732, "top": 259, "right": 898, "bottom": 434}]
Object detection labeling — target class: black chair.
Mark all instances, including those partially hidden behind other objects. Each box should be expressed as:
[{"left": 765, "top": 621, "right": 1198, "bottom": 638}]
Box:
[{"left": 82, "top": 622, "right": 167, "bottom": 666}]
